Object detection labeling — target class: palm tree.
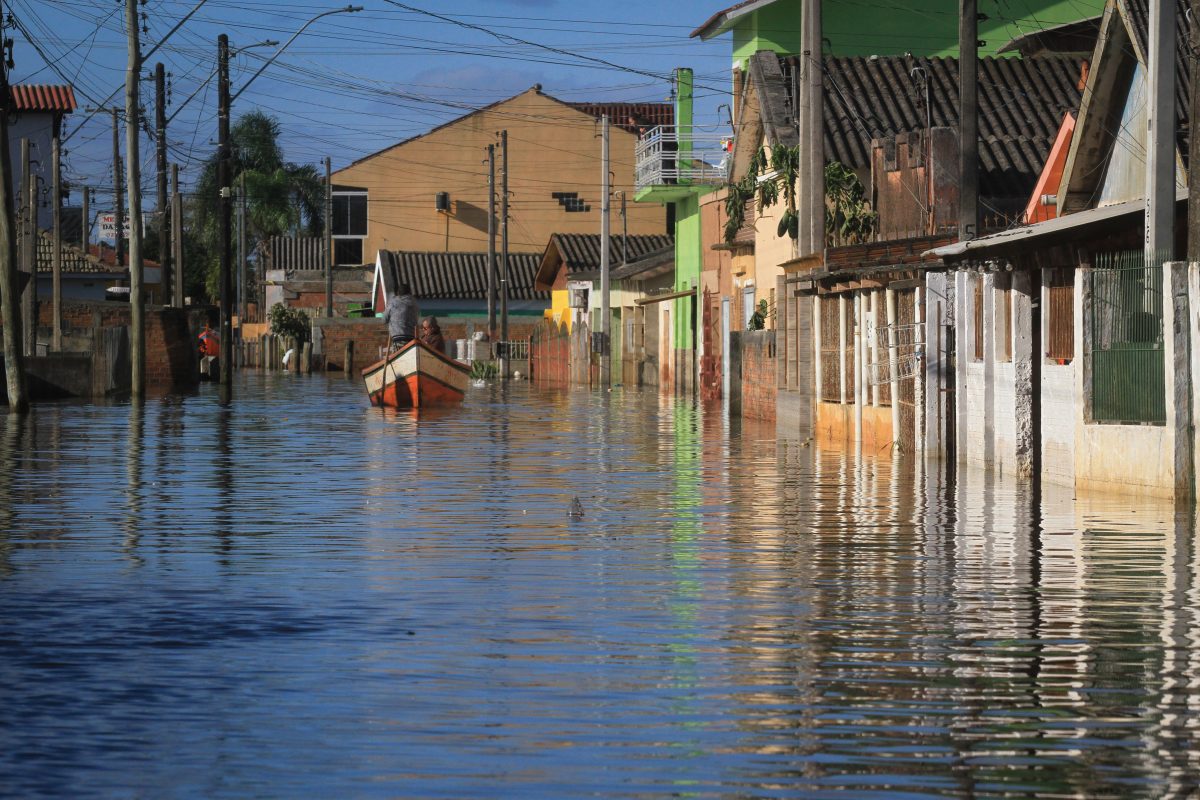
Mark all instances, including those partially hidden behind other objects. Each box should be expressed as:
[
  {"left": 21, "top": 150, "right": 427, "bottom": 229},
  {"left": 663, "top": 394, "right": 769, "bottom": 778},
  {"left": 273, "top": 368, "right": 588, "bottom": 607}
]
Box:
[{"left": 194, "top": 111, "right": 324, "bottom": 301}]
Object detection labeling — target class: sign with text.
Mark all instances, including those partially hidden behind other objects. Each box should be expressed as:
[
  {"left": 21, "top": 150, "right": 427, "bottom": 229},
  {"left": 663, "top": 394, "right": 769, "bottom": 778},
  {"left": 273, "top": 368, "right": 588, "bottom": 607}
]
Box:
[{"left": 98, "top": 212, "right": 148, "bottom": 239}]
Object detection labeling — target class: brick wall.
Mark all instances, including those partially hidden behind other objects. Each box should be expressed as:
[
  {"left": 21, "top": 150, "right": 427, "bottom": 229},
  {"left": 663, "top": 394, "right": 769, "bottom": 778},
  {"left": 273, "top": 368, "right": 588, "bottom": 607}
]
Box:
[
  {"left": 314, "top": 317, "right": 541, "bottom": 373},
  {"left": 741, "top": 330, "right": 776, "bottom": 422}
]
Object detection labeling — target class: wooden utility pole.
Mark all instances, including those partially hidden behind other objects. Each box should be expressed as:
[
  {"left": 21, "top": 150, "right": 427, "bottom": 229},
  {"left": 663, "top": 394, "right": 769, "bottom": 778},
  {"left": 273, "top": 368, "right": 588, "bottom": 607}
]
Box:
[
  {"left": 324, "top": 155, "right": 332, "bottom": 317},
  {"left": 155, "top": 62, "right": 170, "bottom": 305},
  {"left": 239, "top": 173, "right": 247, "bottom": 325},
  {"left": 0, "top": 39, "right": 28, "bottom": 410},
  {"left": 125, "top": 0, "right": 146, "bottom": 398},
  {"left": 599, "top": 114, "right": 611, "bottom": 387},
  {"left": 487, "top": 143, "right": 496, "bottom": 336},
  {"left": 52, "top": 135, "right": 62, "bottom": 352},
  {"left": 171, "top": 164, "right": 183, "bottom": 307},
  {"left": 20, "top": 138, "right": 34, "bottom": 357},
  {"left": 500, "top": 129, "right": 509, "bottom": 360},
  {"left": 1146, "top": 0, "right": 1176, "bottom": 260},
  {"left": 959, "top": 0, "right": 979, "bottom": 242},
  {"left": 217, "top": 33, "right": 233, "bottom": 390},
  {"left": 112, "top": 108, "right": 125, "bottom": 269},
  {"left": 81, "top": 185, "right": 89, "bottom": 252}
]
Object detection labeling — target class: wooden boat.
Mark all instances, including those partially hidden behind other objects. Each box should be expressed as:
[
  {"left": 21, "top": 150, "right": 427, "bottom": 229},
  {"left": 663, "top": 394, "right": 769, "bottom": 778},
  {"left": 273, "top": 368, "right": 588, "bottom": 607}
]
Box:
[{"left": 362, "top": 339, "right": 471, "bottom": 409}]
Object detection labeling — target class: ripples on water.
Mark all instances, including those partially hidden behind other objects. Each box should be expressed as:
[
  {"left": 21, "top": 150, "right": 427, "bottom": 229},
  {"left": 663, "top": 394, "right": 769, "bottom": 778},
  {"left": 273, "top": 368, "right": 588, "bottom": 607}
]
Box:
[{"left": 0, "top": 372, "right": 1198, "bottom": 798}]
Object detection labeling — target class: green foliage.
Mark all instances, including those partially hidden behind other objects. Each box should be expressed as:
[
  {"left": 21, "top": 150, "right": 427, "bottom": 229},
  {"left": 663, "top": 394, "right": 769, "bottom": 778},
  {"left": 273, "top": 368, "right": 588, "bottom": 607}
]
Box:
[
  {"left": 268, "top": 303, "right": 310, "bottom": 343},
  {"left": 748, "top": 299, "right": 768, "bottom": 331},
  {"left": 469, "top": 360, "right": 499, "bottom": 381},
  {"left": 724, "top": 144, "right": 802, "bottom": 244},
  {"left": 825, "top": 161, "right": 877, "bottom": 246},
  {"left": 193, "top": 111, "right": 325, "bottom": 303}
]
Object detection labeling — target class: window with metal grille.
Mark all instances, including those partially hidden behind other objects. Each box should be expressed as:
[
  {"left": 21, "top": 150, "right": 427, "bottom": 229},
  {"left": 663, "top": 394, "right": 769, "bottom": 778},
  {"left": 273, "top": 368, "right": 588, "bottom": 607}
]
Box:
[
  {"left": 1046, "top": 267, "right": 1074, "bottom": 362},
  {"left": 995, "top": 273, "right": 1012, "bottom": 362},
  {"left": 1089, "top": 251, "right": 1165, "bottom": 424},
  {"left": 972, "top": 275, "right": 983, "bottom": 361}
]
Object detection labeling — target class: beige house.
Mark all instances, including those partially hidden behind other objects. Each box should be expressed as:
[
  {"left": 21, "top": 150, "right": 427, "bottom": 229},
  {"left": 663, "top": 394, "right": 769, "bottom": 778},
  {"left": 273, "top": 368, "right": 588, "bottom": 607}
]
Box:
[{"left": 331, "top": 87, "right": 672, "bottom": 266}]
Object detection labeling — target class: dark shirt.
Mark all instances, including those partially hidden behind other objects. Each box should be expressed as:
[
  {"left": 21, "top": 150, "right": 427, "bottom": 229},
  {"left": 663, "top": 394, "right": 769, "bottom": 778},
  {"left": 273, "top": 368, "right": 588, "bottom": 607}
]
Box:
[
  {"left": 421, "top": 330, "right": 445, "bottom": 352},
  {"left": 384, "top": 293, "right": 419, "bottom": 340}
]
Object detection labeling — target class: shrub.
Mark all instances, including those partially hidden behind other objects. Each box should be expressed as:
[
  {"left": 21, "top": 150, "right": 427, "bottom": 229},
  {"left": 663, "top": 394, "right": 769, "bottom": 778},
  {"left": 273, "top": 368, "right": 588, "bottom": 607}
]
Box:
[{"left": 268, "top": 303, "right": 310, "bottom": 343}]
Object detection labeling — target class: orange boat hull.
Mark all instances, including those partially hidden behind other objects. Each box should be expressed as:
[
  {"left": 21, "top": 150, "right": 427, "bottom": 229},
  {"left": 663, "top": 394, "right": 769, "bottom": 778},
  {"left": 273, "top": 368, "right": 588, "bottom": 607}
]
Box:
[{"left": 361, "top": 340, "right": 471, "bottom": 409}]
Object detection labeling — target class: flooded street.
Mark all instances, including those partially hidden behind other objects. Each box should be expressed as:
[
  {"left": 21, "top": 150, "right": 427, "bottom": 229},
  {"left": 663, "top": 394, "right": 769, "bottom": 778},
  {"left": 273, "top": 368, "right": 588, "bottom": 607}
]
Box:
[{"left": 1, "top": 373, "right": 1198, "bottom": 798}]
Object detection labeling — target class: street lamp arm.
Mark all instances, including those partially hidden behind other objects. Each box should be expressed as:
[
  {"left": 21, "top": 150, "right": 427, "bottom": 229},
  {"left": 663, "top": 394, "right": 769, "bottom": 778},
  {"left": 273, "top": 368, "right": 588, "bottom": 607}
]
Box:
[
  {"left": 167, "top": 40, "right": 277, "bottom": 125},
  {"left": 231, "top": 5, "right": 362, "bottom": 103}
]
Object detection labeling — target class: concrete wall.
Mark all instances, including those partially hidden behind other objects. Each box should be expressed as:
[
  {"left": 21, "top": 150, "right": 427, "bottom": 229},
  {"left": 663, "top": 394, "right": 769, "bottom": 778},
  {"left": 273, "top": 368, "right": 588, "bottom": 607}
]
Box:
[{"left": 332, "top": 89, "right": 667, "bottom": 260}]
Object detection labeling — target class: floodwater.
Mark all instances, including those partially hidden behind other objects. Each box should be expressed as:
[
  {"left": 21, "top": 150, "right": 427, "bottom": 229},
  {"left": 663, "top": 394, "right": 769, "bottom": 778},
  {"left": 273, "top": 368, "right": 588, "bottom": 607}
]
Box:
[{"left": 1, "top": 373, "right": 1198, "bottom": 798}]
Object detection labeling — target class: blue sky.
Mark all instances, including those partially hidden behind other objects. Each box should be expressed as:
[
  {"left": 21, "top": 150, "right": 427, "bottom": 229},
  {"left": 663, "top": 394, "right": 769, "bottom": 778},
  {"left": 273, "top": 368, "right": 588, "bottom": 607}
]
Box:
[{"left": 20, "top": 0, "right": 735, "bottom": 215}]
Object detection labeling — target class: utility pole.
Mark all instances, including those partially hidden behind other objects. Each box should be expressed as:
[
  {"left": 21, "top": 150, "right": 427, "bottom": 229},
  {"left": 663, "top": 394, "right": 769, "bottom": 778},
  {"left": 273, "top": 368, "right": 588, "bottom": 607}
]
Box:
[
  {"left": 324, "top": 155, "right": 332, "bottom": 317},
  {"left": 52, "top": 134, "right": 62, "bottom": 352},
  {"left": 217, "top": 33, "right": 233, "bottom": 390},
  {"left": 500, "top": 129, "right": 509, "bottom": 370},
  {"left": 112, "top": 108, "right": 124, "bottom": 269},
  {"left": 155, "top": 62, "right": 170, "bottom": 305},
  {"left": 0, "top": 35, "right": 27, "bottom": 410},
  {"left": 958, "top": 0, "right": 979, "bottom": 242},
  {"left": 599, "top": 115, "right": 611, "bottom": 387},
  {"left": 487, "top": 143, "right": 496, "bottom": 336},
  {"left": 125, "top": 0, "right": 146, "bottom": 399},
  {"left": 81, "top": 185, "right": 89, "bottom": 252},
  {"left": 802, "top": 0, "right": 824, "bottom": 255},
  {"left": 1190, "top": 0, "right": 1200, "bottom": 263},
  {"left": 239, "top": 173, "right": 247, "bottom": 326},
  {"left": 20, "top": 138, "right": 33, "bottom": 357},
  {"left": 1146, "top": 0, "right": 1176, "bottom": 260},
  {"left": 171, "top": 164, "right": 183, "bottom": 307}
]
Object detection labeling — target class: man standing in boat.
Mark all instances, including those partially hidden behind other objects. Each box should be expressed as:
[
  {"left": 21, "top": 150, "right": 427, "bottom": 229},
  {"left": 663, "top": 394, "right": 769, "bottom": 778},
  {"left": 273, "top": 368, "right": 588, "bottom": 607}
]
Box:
[{"left": 384, "top": 282, "right": 419, "bottom": 348}]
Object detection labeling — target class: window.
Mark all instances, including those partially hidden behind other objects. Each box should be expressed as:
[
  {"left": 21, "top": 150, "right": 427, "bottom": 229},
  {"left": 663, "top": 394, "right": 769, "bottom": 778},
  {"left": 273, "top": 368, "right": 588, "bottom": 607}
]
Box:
[
  {"left": 819, "top": 295, "right": 841, "bottom": 402},
  {"left": 995, "top": 273, "right": 1012, "bottom": 362},
  {"left": 1046, "top": 267, "right": 1074, "bottom": 362},
  {"left": 332, "top": 192, "right": 367, "bottom": 236},
  {"left": 334, "top": 239, "right": 363, "bottom": 266},
  {"left": 743, "top": 286, "right": 756, "bottom": 329},
  {"left": 972, "top": 275, "right": 984, "bottom": 361}
]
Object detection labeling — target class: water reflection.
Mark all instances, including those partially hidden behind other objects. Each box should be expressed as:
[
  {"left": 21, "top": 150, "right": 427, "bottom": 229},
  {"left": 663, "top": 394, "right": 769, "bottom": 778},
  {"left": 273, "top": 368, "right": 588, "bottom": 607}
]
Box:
[{"left": 0, "top": 375, "right": 1199, "bottom": 797}]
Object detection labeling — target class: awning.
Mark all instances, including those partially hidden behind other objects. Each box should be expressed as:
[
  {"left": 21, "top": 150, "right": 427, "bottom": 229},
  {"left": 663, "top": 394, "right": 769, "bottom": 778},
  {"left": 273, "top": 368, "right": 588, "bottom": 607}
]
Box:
[{"left": 636, "top": 288, "right": 697, "bottom": 306}]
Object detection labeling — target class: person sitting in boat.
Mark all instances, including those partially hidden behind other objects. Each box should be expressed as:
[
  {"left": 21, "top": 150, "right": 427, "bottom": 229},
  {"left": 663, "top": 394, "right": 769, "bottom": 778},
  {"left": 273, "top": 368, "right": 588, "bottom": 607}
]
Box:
[
  {"left": 420, "top": 316, "right": 445, "bottom": 352},
  {"left": 384, "top": 282, "right": 419, "bottom": 348}
]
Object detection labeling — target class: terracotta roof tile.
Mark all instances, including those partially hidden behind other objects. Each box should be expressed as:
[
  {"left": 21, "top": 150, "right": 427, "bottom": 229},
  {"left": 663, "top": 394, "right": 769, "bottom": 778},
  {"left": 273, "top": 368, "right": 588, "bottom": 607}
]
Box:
[{"left": 10, "top": 84, "right": 77, "bottom": 113}]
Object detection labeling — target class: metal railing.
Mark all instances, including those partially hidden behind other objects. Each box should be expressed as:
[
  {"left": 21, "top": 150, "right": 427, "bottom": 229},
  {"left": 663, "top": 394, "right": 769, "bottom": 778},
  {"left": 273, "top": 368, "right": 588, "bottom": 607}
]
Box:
[
  {"left": 867, "top": 322, "right": 924, "bottom": 386},
  {"left": 1090, "top": 250, "right": 1165, "bottom": 424},
  {"left": 495, "top": 340, "right": 529, "bottom": 361},
  {"left": 634, "top": 126, "right": 730, "bottom": 191}
]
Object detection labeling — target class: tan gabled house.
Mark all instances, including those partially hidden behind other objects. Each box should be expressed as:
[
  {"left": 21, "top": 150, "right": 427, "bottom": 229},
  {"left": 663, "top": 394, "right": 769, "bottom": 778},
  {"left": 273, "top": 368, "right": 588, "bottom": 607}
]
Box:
[{"left": 330, "top": 87, "right": 672, "bottom": 266}]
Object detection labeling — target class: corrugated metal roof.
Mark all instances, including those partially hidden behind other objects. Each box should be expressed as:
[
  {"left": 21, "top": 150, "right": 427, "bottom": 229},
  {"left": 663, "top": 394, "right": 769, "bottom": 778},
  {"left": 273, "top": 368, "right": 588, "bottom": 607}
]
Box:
[
  {"left": 780, "top": 54, "right": 1084, "bottom": 204},
  {"left": 378, "top": 251, "right": 546, "bottom": 301},
  {"left": 10, "top": 84, "right": 77, "bottom": 113},
  {"left": 550, "top": 233, "right": 674, "bottom": 273},
  {"left": 1120, "top": 0, "right": 1192, "bottom": 163}
]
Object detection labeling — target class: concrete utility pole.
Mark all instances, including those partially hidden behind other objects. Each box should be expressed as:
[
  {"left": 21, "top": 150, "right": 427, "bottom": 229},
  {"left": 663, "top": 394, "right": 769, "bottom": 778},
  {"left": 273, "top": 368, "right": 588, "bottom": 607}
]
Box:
[
  {"left": 600, "top": 114, "right": 611, "bottom": 387},
  {"left": 217, "top": 33, "right": 233, "bottom": 390},
  {"left": 171, "top": 164, "right": 183, "bottom": 307},
  {"left": 500, "top": 129, "right": 509, "bottom": 367},
  {"left": 0, "top": 42, "right": 28, "bottom": 410},
  {"left": 487, "top": 143, "right": 496, "bottom": 336},
  {"left": 801, "top": 0, "right": 824, "bottom": 255},
  {"left": 81, "top": 185, "right": 89, "bottom": 251},
  {"left": 1190, "top": 0, "right": 1200, "bottom": 263},
  {"left": 155, "top": 62, "right": 170, "bottom": 306},
  {"left": 238, "top": 173, "right": 247, "bottom": 326},
  {"left": 125, "top": 0, "right": 146, "bottom": 398},
  {"left": 1146, "top": 0, "right": 1176, "bottom": 260},
  {"left": 20, "top": 138, "right": 33, "bottom": 357},
  {"left": 112, "top": 108, "right": 125, "bottom": 269},
  {"left": 324, "top": 155, "right": 333, "bottom": 317},
  {"left": 52, "top": 135, "right": 62, "bottom": 352},
  {"left": 958, "top": 0, "right": 979, "bottom": 242}
]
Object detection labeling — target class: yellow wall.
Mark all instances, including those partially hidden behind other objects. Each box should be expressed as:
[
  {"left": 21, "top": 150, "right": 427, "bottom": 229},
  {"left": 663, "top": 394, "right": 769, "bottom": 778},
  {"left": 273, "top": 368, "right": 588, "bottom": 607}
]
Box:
[
  {"left": 548, "top": 288, "right": 571, "bottom": 331},
  {"left": 334, "top": 89, "right": 667, "bottom": 259}
]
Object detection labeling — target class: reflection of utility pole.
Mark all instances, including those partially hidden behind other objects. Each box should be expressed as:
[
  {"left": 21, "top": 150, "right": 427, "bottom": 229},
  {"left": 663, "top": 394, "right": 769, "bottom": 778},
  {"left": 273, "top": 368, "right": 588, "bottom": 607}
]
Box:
[
  {"left": 0, "top": 20, "right": 27, "bottom": 409},
  {"left": 125, "top": 0, "right": 146, "bottom": 399}
]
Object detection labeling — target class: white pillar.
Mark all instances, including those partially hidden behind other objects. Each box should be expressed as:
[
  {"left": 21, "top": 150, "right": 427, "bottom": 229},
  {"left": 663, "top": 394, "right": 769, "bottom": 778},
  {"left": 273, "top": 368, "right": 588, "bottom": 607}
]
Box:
[
  {"left": 853, "top": 293, "right": 863, "bottom": 451},
  {"left": 886, "top": 287, "right": 901, "bottom": 451}
]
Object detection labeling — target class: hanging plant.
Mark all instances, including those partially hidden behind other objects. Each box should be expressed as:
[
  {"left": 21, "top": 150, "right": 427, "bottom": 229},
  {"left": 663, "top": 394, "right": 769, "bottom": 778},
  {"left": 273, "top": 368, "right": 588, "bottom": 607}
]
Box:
[{"left": 825, "top": 161, "right": 876, "bottom": 246}]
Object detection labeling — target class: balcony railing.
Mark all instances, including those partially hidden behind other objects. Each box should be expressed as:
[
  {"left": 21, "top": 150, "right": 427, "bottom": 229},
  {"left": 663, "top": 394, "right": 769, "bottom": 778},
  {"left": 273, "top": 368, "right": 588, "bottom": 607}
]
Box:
[{"left": 634, "top": 126, "right": 730, "bottom": 191}]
